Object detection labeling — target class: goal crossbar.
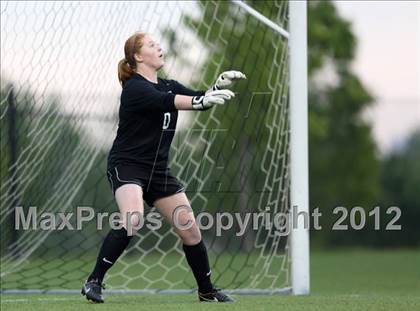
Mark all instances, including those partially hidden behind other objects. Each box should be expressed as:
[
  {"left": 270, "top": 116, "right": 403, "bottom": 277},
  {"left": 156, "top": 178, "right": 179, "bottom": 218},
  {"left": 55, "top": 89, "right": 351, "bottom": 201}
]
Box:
[{"left": 231, "top": 0, "right": 290, "bottom": 39}]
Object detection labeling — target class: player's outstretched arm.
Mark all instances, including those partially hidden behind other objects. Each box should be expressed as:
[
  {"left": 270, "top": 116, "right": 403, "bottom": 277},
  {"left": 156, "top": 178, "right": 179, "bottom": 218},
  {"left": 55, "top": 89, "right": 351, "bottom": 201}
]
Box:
[{"left": 174, "top": 89, "right": 235, "bottom": 111}]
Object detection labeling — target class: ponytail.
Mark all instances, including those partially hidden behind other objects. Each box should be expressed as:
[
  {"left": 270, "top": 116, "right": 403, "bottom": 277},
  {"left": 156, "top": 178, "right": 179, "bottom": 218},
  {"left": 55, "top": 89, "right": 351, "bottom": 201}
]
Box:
[
  {"left": 118, "top": 32, "right": 146, "bottom": 87},
  {"left": 118, "top": 58, "right": 134, "bottom": 86}
]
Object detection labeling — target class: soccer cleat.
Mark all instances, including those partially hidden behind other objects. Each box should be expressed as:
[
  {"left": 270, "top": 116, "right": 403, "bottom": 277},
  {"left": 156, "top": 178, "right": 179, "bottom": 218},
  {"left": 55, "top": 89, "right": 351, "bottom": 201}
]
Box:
[
  {"left": 81, "top": 279, "right": 105, "bottom": 303},
  {"left": 198, "top": 288, "right": 235, "bottom": 302}
]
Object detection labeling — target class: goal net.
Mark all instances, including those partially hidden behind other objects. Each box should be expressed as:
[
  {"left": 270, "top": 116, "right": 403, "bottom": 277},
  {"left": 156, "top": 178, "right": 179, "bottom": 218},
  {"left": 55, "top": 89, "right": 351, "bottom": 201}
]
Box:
[{"left": 0, "top": 0, "right": 308, "bottom": 295}]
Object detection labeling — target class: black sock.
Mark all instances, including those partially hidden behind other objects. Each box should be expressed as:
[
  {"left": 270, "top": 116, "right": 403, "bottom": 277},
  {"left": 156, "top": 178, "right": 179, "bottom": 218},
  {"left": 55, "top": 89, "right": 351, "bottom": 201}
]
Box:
[
  {"left": 183, "top": 239, "right": 214, "bottom": 293},
  {"left": 88, "top": 227, "right": 133, "bottom": 283}
]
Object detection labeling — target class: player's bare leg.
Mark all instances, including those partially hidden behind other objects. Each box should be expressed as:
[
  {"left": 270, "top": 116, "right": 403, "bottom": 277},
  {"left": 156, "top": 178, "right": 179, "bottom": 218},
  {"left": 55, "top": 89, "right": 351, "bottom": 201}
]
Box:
[
  {"left": 154, "top": 192, "right": 235, "bottom": 302},
  {"left": 82, "top": 184, "right": 144, "bottom": 303}
]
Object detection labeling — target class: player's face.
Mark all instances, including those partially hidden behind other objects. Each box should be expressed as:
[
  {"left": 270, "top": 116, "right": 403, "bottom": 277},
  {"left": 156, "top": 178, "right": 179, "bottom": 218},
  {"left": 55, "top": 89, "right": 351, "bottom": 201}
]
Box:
[{"left": 138, "top": 34, "right": 164, "bottom": 70}]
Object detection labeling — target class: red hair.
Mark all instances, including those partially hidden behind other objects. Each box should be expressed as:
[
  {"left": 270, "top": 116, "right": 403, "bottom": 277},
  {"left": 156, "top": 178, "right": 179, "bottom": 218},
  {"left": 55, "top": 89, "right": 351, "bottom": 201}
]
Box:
[{"left": 118, "top": 32, "right": 146, "bottom": 86}]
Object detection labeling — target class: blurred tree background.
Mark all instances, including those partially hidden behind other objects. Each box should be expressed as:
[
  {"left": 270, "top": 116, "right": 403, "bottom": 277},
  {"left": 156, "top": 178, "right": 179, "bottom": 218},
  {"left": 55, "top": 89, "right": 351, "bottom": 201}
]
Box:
[
  {"left": 307, "top": 1, "right": 380, "bottom": 246},
  {"left": 307, "top": 1, "right": 418, "bottom": 247},
  {"left": 0, "top": 81, "right": 114, "bottom": 259},
  {"left": 377, "top": 130, "right": 420, "bottom": 247}
]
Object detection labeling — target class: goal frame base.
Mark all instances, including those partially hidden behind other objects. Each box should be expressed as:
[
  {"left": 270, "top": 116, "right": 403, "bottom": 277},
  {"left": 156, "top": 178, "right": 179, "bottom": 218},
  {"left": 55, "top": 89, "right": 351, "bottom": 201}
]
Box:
[{"left": 1, "top": 287, "right": 292, "bottom": 295}]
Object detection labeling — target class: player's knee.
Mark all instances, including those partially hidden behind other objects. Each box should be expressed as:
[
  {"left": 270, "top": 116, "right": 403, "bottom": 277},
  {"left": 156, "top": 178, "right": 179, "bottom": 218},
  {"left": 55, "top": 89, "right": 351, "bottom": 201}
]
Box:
[
  {"left": 178, "top": 223, "right": 202, "bottom": 245},
  {"left": 129, "top": 212, "right": 143, "bottom": 227},
  {"left": 124, "top": 210, "right": 144, "bottom": 235}
]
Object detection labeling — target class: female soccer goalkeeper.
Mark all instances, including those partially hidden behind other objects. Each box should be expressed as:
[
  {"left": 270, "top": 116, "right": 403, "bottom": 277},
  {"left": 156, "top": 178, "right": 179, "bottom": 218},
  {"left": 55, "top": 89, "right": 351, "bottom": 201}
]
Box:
[{"left": 81, "top": 32, "right": 245, "bottom": 303}]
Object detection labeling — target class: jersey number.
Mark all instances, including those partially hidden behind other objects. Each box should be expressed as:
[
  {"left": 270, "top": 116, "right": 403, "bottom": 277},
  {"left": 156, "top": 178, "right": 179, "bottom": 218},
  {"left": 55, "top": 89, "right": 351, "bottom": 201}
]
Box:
[{"left": 162, "top": 112, "right": 171, "bottom": 129}]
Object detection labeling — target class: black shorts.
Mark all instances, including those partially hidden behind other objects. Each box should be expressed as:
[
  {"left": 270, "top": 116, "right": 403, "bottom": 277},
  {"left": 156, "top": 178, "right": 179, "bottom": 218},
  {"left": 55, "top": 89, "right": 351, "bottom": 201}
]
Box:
[{"left": 106, "top": 165, "right": 185, "bottom": 207}]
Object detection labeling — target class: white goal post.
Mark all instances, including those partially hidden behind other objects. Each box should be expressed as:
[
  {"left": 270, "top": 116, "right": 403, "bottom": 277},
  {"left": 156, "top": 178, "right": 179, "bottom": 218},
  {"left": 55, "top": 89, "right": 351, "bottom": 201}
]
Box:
[
  {"left": 232, "top": 0, "right": 310, "bottom": 295},
  {"left": 289, "top": 0, "right": 310, "bottom": 296}
]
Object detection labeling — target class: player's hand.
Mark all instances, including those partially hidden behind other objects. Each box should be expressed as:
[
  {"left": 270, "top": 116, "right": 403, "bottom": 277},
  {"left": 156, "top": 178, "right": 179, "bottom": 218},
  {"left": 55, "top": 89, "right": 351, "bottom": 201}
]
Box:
[
  {"left": 192, "top": 89, "right": 235, "bottom": 110},
  {"left": 210, "top": 70, "right": 246, "bottom": 91}
]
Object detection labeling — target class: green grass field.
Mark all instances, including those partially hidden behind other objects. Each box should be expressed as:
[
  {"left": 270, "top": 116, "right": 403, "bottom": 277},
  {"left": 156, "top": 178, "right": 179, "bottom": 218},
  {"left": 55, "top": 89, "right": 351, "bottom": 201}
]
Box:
[{"left": 1, "top": 249, "right": 419, "bottom": 310}]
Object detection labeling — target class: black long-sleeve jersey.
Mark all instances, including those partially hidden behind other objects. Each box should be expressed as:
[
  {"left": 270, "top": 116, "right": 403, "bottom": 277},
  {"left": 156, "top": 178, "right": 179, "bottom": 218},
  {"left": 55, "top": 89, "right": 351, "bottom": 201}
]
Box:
[{"left": 107, "top": 73, "right": 205, "bottom": 171}]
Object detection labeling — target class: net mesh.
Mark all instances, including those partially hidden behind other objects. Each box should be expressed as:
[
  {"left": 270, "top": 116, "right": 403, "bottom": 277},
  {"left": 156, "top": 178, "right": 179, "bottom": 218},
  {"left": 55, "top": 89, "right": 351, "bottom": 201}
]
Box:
[{"left": 0, "top": 0, "right": 290, "bottom": 292}]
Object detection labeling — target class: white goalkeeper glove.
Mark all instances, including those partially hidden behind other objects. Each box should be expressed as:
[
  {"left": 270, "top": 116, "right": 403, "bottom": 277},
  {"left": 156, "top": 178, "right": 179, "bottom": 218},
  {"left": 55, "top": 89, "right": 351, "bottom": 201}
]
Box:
[
  {"left": 192, "top": 89, "right": 235, "bottom": 110},
  {"left": 209, "top": 70, "right": 247, "bottom": 91}
]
